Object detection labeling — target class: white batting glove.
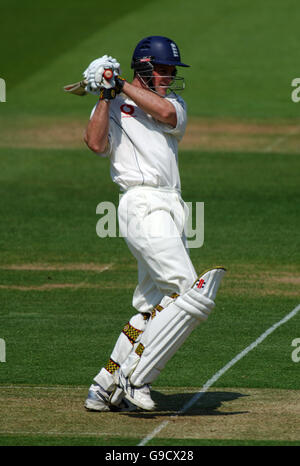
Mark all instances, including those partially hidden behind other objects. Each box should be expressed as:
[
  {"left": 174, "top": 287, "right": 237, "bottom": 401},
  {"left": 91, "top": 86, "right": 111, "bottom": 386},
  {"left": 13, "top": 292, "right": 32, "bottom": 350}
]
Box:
[
  {"left": 83, "top": 56, "right": 121, "bottom": 95},
  {"left": 83, "top": 55, "right": 110, "bottom": 79}
]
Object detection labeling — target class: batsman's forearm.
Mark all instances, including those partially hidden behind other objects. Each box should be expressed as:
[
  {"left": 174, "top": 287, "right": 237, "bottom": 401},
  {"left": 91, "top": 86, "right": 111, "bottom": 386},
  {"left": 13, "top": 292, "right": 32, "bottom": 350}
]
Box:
[
  {"left": 122, "top": 82, "right": 177, "bottom": 127},
  {"left": 84, "top": 100, "right": 110, "bottom": 154}
]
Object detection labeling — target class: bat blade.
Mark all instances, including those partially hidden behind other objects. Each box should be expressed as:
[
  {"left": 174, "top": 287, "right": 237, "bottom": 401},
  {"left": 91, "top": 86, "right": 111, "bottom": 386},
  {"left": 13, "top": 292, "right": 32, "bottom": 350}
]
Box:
[{"left": 63, "top": 79, "right": 87, "bottom": 96}]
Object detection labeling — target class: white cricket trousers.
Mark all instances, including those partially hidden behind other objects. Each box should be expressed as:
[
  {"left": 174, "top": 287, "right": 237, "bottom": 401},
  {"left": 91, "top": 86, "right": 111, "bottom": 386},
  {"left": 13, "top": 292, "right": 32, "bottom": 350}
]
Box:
[
  {"left": 118, "top": 186, "right": 197, "bottom": 313},
  {"left": 93, "top": 186, "right": 198, "bottom": 391}
]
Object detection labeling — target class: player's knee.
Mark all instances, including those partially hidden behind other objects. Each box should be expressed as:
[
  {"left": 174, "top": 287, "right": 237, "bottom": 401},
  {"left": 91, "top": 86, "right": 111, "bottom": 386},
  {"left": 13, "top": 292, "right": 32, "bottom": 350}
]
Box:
[
  {"left": 129, "top": 313, "right": 149, "bottom": 332},
  {"left": 175, "top": 290, "right": 215, "bottom": 321}
]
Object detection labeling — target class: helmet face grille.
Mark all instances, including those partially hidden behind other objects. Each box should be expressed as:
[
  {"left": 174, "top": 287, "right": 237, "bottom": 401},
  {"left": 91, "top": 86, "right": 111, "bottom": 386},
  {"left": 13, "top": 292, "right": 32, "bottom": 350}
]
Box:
[
  {"left": 132, "top": 57, "right": 154, "bottom": 76},
  {"left": 137, "top": 74, "right": 185, "bottom": 93}
]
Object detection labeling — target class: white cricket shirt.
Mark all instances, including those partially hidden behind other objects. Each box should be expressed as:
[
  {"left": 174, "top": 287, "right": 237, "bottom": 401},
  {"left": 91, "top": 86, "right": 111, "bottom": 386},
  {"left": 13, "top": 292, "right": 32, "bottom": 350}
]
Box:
[{"left": 91, "top": 92, "right": 187, "bottom": 192}]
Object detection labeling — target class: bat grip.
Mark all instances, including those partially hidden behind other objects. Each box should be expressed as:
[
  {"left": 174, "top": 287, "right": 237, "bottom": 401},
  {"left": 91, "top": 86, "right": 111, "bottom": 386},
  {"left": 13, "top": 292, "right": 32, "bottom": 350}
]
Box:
[{"left": 103, "top": 69, "right": 113, "bottom": 80}]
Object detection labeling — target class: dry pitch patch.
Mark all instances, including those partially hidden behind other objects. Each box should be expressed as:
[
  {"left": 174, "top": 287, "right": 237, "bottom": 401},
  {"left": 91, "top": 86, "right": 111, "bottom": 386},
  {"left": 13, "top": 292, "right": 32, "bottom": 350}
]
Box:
[
  {"left": 0, "top": 263, "right": 115, "bottom": 291},
  {"left": 224, "top": 264, "right": 300, "bottom": 298},
  {"left": 1, "top": 116, "right": 300, "bottom": 153},
  {"left": 0, "top": 386, "right": 299, "bottom": 443},
  {"left": 182, "top": 118, "right": 300, "bottom": 153},
  {"left": 0, "top": 263, "right": 299, "bottom": 297},
  {"left": 0, "top": 263, "right": 112, "bottom": 272}
]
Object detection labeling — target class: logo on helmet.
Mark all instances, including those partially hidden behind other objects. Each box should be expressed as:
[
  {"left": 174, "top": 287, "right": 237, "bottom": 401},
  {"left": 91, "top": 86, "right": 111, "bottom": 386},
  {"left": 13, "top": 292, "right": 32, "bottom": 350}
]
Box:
[{"left": 170, "top": 43, "right": 179, "bottom": 58}]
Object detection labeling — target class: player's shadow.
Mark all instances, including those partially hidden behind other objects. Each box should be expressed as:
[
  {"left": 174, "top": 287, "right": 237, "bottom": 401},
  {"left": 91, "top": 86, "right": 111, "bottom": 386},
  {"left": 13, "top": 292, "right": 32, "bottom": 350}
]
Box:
[{"left": 121, "top": 390, "right": 249, "bottom": 419}]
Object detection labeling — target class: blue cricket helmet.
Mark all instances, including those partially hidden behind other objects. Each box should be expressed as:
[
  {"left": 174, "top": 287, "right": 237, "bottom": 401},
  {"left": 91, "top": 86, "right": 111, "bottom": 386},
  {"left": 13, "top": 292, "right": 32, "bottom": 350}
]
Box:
[{"left": 131, "top": 36, "right": 190, "bottom": 69}]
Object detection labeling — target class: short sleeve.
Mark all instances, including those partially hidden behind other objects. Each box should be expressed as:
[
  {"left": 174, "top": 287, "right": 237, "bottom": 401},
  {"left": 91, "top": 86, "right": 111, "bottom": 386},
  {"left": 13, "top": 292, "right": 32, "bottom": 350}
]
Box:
[{"left": 162, "top": 93, "right": 187, "bottom": 141}]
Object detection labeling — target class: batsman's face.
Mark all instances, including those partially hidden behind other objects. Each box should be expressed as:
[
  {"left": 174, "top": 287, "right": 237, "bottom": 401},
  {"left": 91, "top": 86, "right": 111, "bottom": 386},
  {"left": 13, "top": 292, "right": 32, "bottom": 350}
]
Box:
[{"left": 152, "top": 65, "right": 176, "bottom": 96}]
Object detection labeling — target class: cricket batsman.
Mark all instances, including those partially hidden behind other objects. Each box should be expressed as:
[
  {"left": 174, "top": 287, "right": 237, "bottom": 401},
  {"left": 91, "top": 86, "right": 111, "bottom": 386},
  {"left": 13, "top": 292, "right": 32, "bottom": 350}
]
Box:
[{"left": 83, "top": 36, "right": 226, "bottom": 411}]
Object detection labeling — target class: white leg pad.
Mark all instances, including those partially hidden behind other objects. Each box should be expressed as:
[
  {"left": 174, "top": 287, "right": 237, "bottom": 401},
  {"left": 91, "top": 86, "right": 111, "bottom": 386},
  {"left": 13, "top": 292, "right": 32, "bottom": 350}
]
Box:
[
  {"left": 128, "top": 305, "right": 198, "bottom": 385},
  {"left": 175, "top": 291, "right": 214, "bottom": 319},
  {"left": 94, "top": 313, "right": 149, "bottom": 391},
  {"left": 121, "top": 267, "right": 226, "bottom": 387}
]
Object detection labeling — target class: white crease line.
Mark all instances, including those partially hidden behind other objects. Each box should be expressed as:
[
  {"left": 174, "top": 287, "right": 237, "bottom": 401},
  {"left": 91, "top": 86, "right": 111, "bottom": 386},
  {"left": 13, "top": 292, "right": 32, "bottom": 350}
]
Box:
[
  {"left": 138, "top": 303, "right": 300, "bottom": 446},
  {"left": 0, "top": 386, "right": 86, "bottom": 390},
  {"left": 0, "top": 386, "right": 198, "bottom": 393},
  {"left": 0, "top": 431, "right": 121, "bottom": 437},
  {"left": 263, "top": 128, "right": 299, "bottom": 152}
]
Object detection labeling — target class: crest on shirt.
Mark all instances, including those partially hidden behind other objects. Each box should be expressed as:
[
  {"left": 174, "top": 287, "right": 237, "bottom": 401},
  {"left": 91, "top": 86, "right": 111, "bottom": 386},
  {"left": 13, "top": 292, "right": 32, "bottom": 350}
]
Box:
[{"left": 120, "top": 104, "right": 135, "bottom": 116}]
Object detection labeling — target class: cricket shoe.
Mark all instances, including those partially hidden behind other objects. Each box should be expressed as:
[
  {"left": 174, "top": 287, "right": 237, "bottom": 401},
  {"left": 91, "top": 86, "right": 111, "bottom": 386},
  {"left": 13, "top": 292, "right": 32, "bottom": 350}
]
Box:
[
  {"left": 84, "top": 383, "right": 135, "bottom": 412},
  {"left": 110, "top": 369, "right": 156, "bottom": 411}
]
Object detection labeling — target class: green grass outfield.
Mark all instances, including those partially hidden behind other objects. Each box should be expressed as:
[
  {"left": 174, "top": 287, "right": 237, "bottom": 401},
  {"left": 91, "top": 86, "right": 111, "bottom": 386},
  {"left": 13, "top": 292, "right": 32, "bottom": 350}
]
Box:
[
  {"left": 1, "top": 0, "right": 300, "bottom": 447},
  {"left": 0, "top": 148, "right": 299, "bottom": 446},
  {"left": 1, "top": 0, "right": 300, "bottom": 120},
  {"left": 0, "top": 437, "right": 299, "bottom": 447}
]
